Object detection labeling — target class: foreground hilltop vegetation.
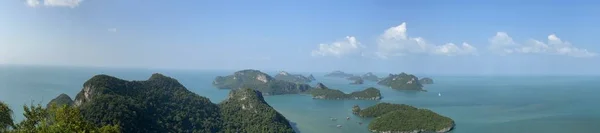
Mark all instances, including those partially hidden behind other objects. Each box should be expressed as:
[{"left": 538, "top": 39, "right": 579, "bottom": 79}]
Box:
[
  {"left": 354, "top": 103, "right": 454, "bottom": 133},
  {"left": 1, "top": 73, "right": 295, "bottom": 133},
  {"left": 213, "top": 69, "right": 312, "bottom": 95},
  {"left": 1, "top": 101, "right": 120, "bottom": 133}
]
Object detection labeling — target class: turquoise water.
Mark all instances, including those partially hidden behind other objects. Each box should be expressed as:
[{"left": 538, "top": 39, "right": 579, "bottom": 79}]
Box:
[{"left": 1, "top": 66, "right": 600, "bottom": 133}]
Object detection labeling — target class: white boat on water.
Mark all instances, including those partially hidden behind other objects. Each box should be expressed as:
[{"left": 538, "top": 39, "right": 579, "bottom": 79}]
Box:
[{"left": 438, "top": 93, "right": 441, "bottom": 96}]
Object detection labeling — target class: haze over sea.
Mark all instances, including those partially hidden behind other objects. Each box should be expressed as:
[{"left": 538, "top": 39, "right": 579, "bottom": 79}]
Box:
[{"left": 1, "top": 65, "right": 600, "bottom": 133}]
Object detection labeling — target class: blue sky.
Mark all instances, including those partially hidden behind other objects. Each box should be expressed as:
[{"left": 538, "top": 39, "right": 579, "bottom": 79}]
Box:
[{"left": 1, "top": 0, "right": 600, "bottom": 75}]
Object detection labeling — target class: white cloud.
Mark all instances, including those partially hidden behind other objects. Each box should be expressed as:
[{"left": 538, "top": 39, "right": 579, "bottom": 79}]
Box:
[
  {"left": 488, "top": 32, "right": 518, "bottom": 54},
  {"left": 311, "top": 36, "right": 364, "bottom": 57},
  {"left": 376, "top": 22, "right": 477, "bottom": 58},
  {"left": 25, "top": 0, "right": 40, "bottom": 7},
  {"left": 433, "top": 43, "right": 478, "bottom": 56},
  {"left": 108, "top": 28, "right": 118, "bottom": 32},
  {"left": 25, "top": 0, "right": 83, "bottom": 8},
  {"left": 488, "top": 33, "right": 596, "bottom": 57}
]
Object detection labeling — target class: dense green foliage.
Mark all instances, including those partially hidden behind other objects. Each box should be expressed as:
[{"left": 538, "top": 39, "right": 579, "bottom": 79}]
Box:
[
  {"left": 357, "top": 103, "right": 417, "bottom": 117},
  {"left": 1, "top": 102, "right": 119, "bottom": 133},
  {"left": 46, "top": 93, "right": 74, "bottom": 108},
  {"left": 274, "top": 71, "right": 312, "bottom": 83},
  {"left": 377, "top": 73, "right": 424, "bottom": 91},
  {"left": 420, "top": 77, "right": 434, "bottom": 84},
  {"left": 368, "top": 109, "right": 454, "bottom": 132},
  {"left": 219, "top": 88, "right": 294, "bottom": 133},
  {"left": 357, "top": 103, "right": 454, "bottom": 133},
  {"left": 0, "top": 101, "right": 14, "bottom": 132},
  {"left": 75, "top": 74, "right": 222, "bottom": 133},
  {"left": 68, "top": 73, "right": 294, "bottom": 133},
  {"left": 310, "top": 88, "right": 347, "bottom": 99},
  {"left": 310, "top": 83, "right": 381, "bottom": 100},
  {"left": 324, "top": 71, "right": 354, "bottom": 78},
  {"left": 349, "top": 87, "right": 380, "bottom": 99},
  {"left": 213, "top": 69, "right": 312, "bottom": 95}
]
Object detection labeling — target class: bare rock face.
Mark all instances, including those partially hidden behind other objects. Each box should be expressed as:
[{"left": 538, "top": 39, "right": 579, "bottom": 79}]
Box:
[{"left": 256, "top": 74, "right": 269, "bottom": 83}]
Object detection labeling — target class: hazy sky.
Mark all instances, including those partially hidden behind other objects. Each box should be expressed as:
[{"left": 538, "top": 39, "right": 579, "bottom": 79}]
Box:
[{"left": 1, "top": 0, "right": 600, "bottom": 75}]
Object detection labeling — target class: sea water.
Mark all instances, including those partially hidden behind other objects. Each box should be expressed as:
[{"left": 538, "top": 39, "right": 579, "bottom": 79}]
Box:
[{"left": 1, "top": 66, "right": 600, "bottom": 133}]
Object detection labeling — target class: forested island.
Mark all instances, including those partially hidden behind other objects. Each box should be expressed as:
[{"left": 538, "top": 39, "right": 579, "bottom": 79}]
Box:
[
  {"left": 46, "top": 93, "right": 74, "bottom": 108},
  {"left": 324, "top": 71, "right": 354, "bottom": 78},
  {"left": 354, "top": 103, "right": 455, "bottom": 133},
  {"left": 378, "top": 73, "right": 425, "bottom": 91},
  {"left": 273, "top": 71, "right": 314, "bottom": 83},
  {"left": 419, "top": 77, "right": 434, "bottom": 84},
  {"left": 346, "top": 76, "right": 364, "bottom": 84},
  {"left": 310, "top": 83, "right": 381, "bottom": 100},
  {"left": 213, "top": 69, "right": 312, "bottom": 95},
  {"left": 361, "top": 72, "right": 380, "bottom": 82},
  {"left": 1, "top": 73, "right": 296, "bottom": 133},
  {"left": 350, "top": 78, "right": 364, "bottom": 85}
]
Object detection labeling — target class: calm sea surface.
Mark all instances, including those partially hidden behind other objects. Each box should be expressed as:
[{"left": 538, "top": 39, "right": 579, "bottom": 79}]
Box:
[{"left": 1, "top": 66, "right": 599, "bottom": 133}]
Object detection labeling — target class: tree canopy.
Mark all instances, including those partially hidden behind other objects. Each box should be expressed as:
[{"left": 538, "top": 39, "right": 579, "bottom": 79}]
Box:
[
  {"left": 356, "top": 103, "right": 454, "bottom": 133},
  {"left": 310, "top": 83, "right": 381, "bottom": 100},
  {"left": 1, "top": 102, "right": 119, "bottom": 133},
  {"left": 377, "top": 73, "right": 424, "bottom": 91}
]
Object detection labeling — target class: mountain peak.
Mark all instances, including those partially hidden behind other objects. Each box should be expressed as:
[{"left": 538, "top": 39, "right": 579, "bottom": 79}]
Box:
[{"left": 315, "top": 83, "right": 328, "bottom": 89}]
